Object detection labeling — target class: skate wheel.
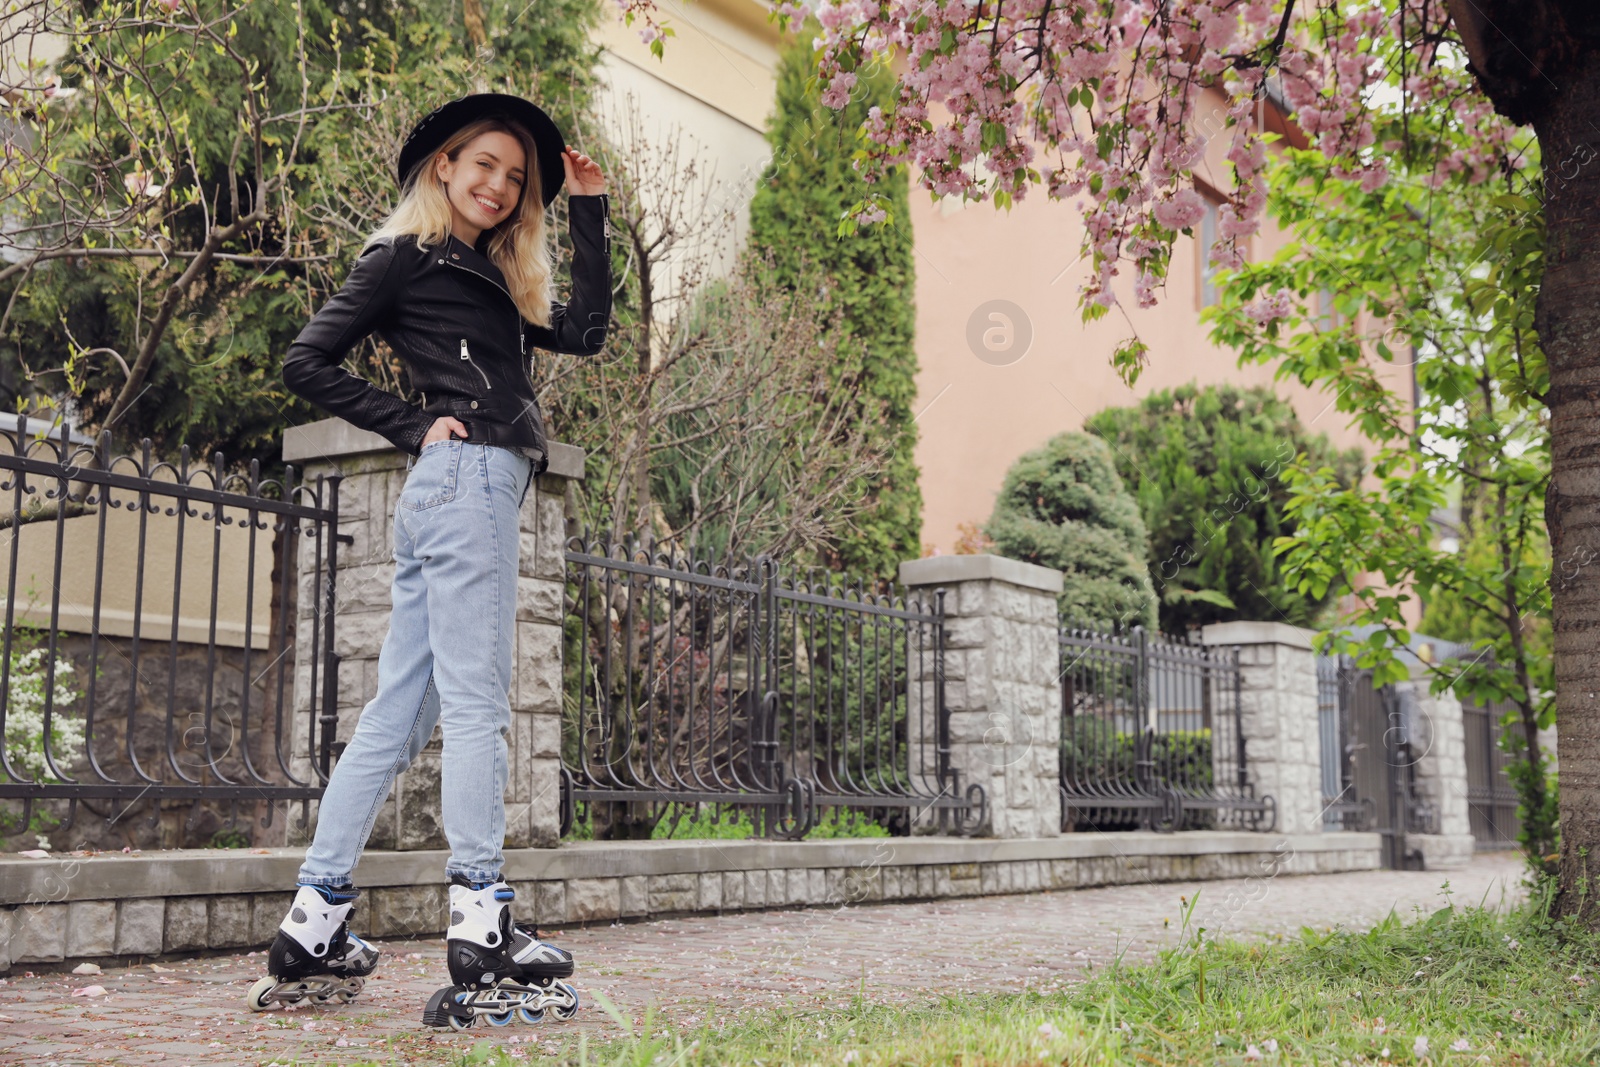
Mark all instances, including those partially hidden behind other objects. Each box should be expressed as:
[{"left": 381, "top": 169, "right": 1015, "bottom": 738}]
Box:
[
  {"left": 517, "top": 1005, "right": 546, "bottom": 1025},
  {"left": 549, "top": 981, "right": 580, "bottom": 1022},
  {"left": 486, "top": 1009, "right": 514, "bottom": 1026},
  {"left": 246, "top": 976, "right": 280, "bottom": 1012},
  {"left": 448, "top": 991, "right": 476, "bottom": 1031}
]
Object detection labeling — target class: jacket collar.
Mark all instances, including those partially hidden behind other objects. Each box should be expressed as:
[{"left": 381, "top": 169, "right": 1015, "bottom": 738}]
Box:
[{"left": 444, "top": 232, "right": 511, "bottom": 294}]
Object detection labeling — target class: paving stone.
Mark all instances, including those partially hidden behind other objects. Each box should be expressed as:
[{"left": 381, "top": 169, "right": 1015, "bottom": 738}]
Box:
[{"left": 0, "top": 855, "right": 1527, "bottom": 1067}]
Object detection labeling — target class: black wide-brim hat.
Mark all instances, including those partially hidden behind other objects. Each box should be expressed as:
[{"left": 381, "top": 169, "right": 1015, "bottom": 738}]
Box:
[{"left": 397, "top": 93, "right": 566, "bottom": 209}]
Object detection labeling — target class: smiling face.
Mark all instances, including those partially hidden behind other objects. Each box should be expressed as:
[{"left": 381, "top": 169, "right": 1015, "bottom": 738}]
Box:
[{"left": 435, "top": 129, "right": 528, "bottom": 245}]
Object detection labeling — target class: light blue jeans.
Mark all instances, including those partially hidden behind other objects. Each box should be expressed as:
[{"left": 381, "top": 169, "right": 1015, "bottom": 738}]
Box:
[{"left": 299, "top": 440, "right": 534, "bottom": 887}]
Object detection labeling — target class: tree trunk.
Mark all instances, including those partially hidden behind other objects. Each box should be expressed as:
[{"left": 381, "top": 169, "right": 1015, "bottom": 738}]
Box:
[
  {"left": 1535, "top": 53, "right": 1600, "bottom": 921},
  {"left": 1447, "top": 0, "right": 1600, "bottom": 922}
]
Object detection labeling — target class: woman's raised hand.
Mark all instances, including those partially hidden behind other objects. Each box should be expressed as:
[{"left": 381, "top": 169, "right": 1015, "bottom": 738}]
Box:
[{"left": 562, "top": 147, "right": 607, "bottom": 196}]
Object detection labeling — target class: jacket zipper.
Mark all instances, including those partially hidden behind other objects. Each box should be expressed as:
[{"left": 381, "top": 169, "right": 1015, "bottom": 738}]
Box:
[
  {"left": 460, "top": 339, "right": 494, "bottom": 391},
  {"left": 442, "top": 254, "right": 524, "bottom": 356}
]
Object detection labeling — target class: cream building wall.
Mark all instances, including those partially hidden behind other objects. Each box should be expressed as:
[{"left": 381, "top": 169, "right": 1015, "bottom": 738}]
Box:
[
  {"left": 0, "top": 423, "right": 278, "bottom": 647},
  {"left": 588, "top": 0, "right": 782, "bottom": 292}
]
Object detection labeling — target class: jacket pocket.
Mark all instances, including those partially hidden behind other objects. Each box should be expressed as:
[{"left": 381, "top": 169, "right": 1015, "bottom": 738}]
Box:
[
  {"left": 460, "top": 338, "right": 494, "bottom": 391},
  {"left": 399, "top": 439, "right": 462, "bottom": 510}
]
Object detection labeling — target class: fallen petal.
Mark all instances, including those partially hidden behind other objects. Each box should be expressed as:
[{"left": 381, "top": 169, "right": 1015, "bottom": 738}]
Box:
[
  {"left": 71, "top": 985, "right": 108, "bottom": 997},
  {"left": 72, "top": 963, "right": 102, "bottom": 975}
]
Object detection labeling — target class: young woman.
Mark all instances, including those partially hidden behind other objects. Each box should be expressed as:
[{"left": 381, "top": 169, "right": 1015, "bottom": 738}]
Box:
[{"left": 247, "top": 93, "right": 611, "bottom": 1029}]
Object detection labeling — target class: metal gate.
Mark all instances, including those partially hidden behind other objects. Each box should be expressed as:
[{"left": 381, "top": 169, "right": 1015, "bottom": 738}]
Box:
[
  {"left": 1461, "top": 697, "right": 1522, "bottom": 849},
  {"left": 558, "top": 531, "right": 986, "bottom": 839},
  {"left": 1316, "top": 655, "right": 1434, "bottom": 869},
  {"left": 1059, "top": 626, "right": 1274, "bottom": 833},
  {"left": 0, "top": 417, "right": 346, "bottom": 840}
]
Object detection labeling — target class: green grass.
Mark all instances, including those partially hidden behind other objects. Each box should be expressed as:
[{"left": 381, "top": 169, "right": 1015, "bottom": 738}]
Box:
[
  {"left": 565, "top": 806, "right": 893, "bottom": 841},
  {"left": 344, "top": 882, "right": 1600, "bottom": 1067}
]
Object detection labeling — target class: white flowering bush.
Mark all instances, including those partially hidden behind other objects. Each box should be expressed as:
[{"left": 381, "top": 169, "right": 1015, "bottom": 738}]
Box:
[{"left": 3, "top": 636, "right": 84, "bottom": 784}]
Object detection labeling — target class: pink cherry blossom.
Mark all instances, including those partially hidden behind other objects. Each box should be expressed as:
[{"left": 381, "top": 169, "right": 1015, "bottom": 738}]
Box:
[
  {"left": 1154, "top": 188, "right": 1206, "bottom": 231},
  {"left": 615, "top": 0, "right": 1515, "bottom": 376},
  {"left": 1245, "top": 288, "right": 1296, "bottom": 324}
]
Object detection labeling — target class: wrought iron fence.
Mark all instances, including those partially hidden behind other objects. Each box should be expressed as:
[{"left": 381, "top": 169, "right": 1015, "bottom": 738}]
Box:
[
  {"left": 1317, "top": 654, "right": 1372, "bottom": 831},
  {"left": 1316, "top": 653, "right": 1434, "bottom": 867},
  {"left": 560, "top": 531, "right": 984, "bottom": 839},
  {"left": 0, "top": 417, "right": 344, "bottom": 843},
  {"left": 1461, "top": 696, "right": 1522, "bottom": 849},
  {"left": 1058, "top": 625, "right": 1273, "bottom": 833}
]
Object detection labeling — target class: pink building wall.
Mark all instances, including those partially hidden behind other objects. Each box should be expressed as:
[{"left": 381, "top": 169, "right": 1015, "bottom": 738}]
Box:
[{"left": 906, "top": 94, "right": 1412, "bottom": 558}]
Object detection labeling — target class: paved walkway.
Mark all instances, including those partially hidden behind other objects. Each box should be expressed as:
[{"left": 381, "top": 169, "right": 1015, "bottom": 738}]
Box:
[{"left": 0, "top": 853, "right": 1526, "bottom": 1067}]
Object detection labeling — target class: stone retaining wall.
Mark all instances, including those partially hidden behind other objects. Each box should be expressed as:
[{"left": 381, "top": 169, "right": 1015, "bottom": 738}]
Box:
[
  {"left": 1401, "top": 678, "right": 1478, "bottom": 868},
  {"left": 0, "top": 831, "right": 1379, "bottom": 973},
  {"left": 900, "top": 555, "right": 1064, "bottom": 839}
]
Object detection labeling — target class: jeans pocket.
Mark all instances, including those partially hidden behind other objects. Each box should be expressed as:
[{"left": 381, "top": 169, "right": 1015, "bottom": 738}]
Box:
[{"left": 399, "top": 440, "right": 462, "bottom": 510}]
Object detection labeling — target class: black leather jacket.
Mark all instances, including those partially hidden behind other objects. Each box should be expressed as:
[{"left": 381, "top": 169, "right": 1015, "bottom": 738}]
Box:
[{"left": 282, "top": 193, "right": 612, "bottom": 475}]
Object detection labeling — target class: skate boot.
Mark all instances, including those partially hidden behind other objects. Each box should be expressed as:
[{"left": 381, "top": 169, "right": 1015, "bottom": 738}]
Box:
[
  {"left": 245, "top": 883, "right": 381, "bottom": 1011},
  {"left": 421, "top": 876, "right": 579, "bottom": 1030}
]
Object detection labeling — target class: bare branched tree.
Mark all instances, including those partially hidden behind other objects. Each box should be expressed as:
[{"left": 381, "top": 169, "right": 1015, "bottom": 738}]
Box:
[
  {"left": 0, "top": 0, "right": 359, "bottom": 430},
  {"left": 545, "top": 92, "right": 895, "bottom": 565}
]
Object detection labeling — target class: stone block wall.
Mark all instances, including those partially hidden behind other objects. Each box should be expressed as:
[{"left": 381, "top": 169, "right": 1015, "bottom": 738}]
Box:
[
  {"left": 899, "top": 555, "right": 1063, "bottom": 839},
  {"left": 1201, "top": 622, "right": 1324, "bottom": 836},
  {"left": 1400, "top": 677, "right": 1476, "bottom": 868},
  {"left": 0, "top": 832, "right": 1381, "bottom": 971}
]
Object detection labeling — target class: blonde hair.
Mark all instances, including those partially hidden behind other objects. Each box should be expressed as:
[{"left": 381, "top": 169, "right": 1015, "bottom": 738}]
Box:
[{"left": 370, "top": 117, "right": 556, "bottom": 327}]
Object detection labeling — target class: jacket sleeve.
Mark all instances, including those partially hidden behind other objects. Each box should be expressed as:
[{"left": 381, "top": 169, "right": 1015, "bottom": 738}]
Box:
[
  {"left": 524, "top": 192, "right": 613, "bottom": 356},
  {"left": 282, "top": 238, "right": 437, "bottom": 456}
]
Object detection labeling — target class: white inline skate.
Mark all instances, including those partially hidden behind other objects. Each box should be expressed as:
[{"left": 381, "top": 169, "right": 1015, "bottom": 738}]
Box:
[
  {"left": 421, "top": 877, "right": 579, "bottom": 1030},
  {"left": 246, "top": 883, "right": 381, "bottom": 1010}
]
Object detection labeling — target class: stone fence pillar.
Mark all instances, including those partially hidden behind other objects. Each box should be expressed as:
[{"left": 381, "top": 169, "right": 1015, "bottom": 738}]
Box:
[
  {"left": 1200, "top": 622, "right": 1323, "bottom": 835},
  {"left": 1396, "top": 674, "right": 1476, "bottom": 868},
  {"left": 283, "top": 418, "right": 581, "bottom": 852},
  {"left": 899, "top": 554, "right": 1063, "bottom": 839}
]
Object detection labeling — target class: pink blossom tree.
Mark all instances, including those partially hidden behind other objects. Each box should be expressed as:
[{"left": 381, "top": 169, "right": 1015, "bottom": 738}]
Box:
[{"left": 618, "top": 0, "right": 1600, "bottom": 921}]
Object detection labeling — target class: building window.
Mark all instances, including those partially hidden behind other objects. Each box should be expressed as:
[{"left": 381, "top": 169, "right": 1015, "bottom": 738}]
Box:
[
  {"left": 1198, "top": 196, "right": 1220, "bottom": 307},
  {"left": 1318, "top": 288, "right": 1345, "bottom": 329}
]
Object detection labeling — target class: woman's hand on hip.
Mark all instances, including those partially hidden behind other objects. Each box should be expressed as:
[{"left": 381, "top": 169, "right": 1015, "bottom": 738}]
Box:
[{"left": 422, "top": 416, "right": 468, "bottom": 448}]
